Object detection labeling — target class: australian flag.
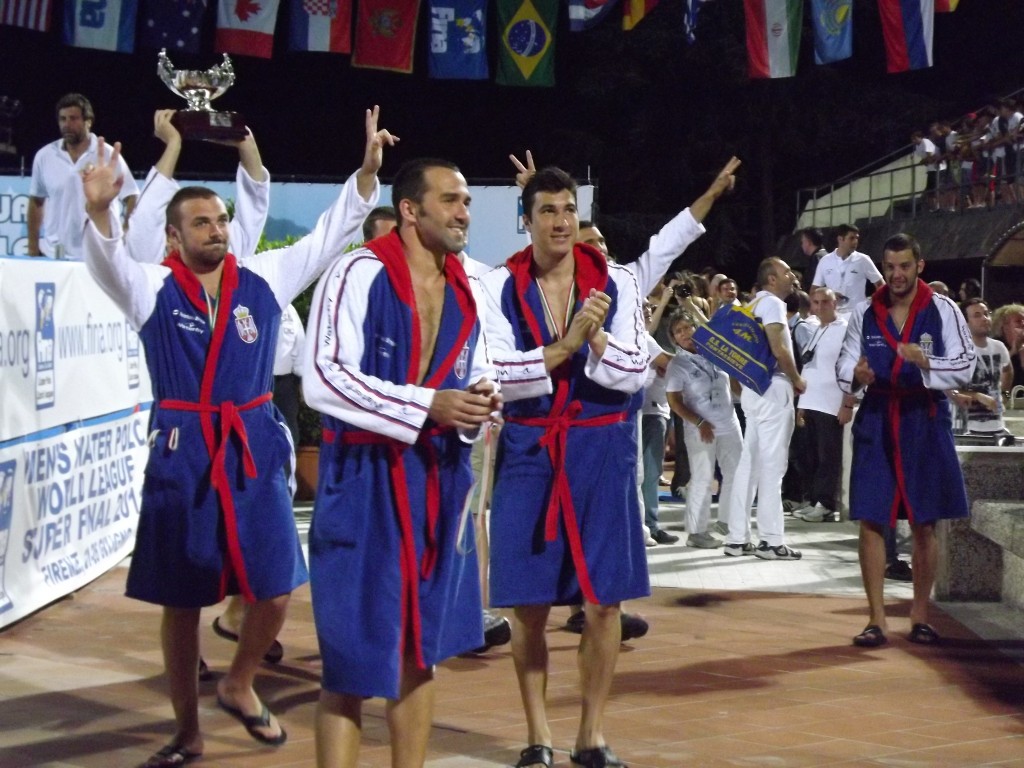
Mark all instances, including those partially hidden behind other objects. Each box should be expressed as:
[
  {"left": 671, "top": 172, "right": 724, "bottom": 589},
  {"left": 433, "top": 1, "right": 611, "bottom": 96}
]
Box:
[{"left": 139, "top": 0, "right": 208, "bottom": 53}]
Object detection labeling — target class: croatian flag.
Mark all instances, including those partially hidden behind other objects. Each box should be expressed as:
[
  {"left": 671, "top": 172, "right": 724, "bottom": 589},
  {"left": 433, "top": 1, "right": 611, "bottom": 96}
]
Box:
[
  {"left": 744, "top": 0, "right": 803, "bottom": 79},
  {"left": 1, "top": 0, "right": 52, "bottom": 31},
  {"left": 878, "top": 0, "right": 933, "bottom": 73},
  {"left": 288, "top": 0, "right": 351, "bottom": 53},
  {"left": 567, "top": 0, "right": 616, "bottom": 31},
  {"left": 63, "top": 0, "right": 136, "bottom": 51},
  {"left": 216, "top": 0, "right": 281, "bottom": 58}
]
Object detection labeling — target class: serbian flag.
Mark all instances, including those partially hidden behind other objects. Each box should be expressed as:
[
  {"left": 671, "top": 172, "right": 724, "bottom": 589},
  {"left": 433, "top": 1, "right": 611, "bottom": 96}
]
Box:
[
  {"left": 622, "top": 0, "right": 655, "bottom": 30},
  {"left": 352, "top": 0, "right": 419, "bottom": 72},
  {"left": 427, "top": 0, "right": 487, "bottom": 79},
  {"left": 567, "top": 0, "right": 616, "bottom": 31},
  {"left": 878, "top": 0, "right": 933, "bottom": 73},
  {"left": 1, "top": 0, "right": 52, "bottom": 31},
  {"left": 288, "top": 0, "right": 351, "bottom": 52},
  {"left": 215, "top": 0, "right": 281, "bottom": 58},
  {"left": 810, "top": 0, "right": 851, "bottom": 64},
  {"left": 935, "top": 0, "right": 956, "bottom": 10},
  {"left": 63, "top": 0, "right": 136, "bottom": 51},
  {"left": 139, "top": 0, "right": 209, "bottom": 53},
  {"left": 745, "top": 0, "right": 803, "bottom": 79}
]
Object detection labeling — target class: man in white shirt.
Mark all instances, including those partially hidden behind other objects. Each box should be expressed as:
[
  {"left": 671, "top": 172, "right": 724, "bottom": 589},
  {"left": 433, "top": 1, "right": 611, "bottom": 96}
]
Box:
[
  {"left": 724, "top": 258, "right": 807, "bottom": 560},
  {"left": 952, "top": 299, "right": 1013, "bottom": 435},
  {"left": 28, "top": 93, "right": 139, "bottom": 259},
  {"left": 912, "top": 131, "right": 944, "bottom": 212},
  {"left": 811, "top": 225, "right": 884, "bottom": 317}
]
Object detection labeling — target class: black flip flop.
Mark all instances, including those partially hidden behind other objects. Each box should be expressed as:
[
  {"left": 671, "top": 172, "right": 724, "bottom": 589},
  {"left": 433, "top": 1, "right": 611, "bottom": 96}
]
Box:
[
  {"left": 139, "top": 743, "right": 202, "bottom": 767},
  {"left": 212, "top": 616, "right": 284, "bottom": 664},
  {"left": 570, "top": 746, "right": 627, "bottom": 767},
  {"left": 217, "top": 696, "right": 287, "bottom": 746},
  {"left": 852, "top": 624, "right": 888, "bottom": 648},
  {"left": 515, "top": 744, "right": 553, "bottom": 768},
  {"left": 908, "top": 622, "right": 940, "bottom": 645}
]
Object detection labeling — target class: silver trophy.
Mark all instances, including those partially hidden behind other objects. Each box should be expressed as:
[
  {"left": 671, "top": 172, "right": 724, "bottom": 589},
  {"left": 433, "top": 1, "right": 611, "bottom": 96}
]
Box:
[{"left": 157, "top": 49, "right": 247, "bottom": 141}]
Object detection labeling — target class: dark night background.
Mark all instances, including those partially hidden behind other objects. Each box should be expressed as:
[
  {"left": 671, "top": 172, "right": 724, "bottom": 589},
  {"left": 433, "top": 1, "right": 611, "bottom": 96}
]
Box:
[{"left": 2, "top": 0, "right": 1023, "bottom": 282}]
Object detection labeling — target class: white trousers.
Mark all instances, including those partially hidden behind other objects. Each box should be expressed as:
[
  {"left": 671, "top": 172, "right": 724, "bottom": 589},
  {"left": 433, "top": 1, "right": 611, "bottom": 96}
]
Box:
[
  {"left": 683, "top": 418, "right": 743, "bottom": 535},
  {"left": 726, "top": 379, "right": 795, "bottom": 547}
]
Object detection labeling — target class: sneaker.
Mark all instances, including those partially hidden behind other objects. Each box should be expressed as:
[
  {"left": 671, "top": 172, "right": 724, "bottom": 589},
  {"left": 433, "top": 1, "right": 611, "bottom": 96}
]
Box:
[
  {"left": 885, "top": 559, "right": 913, "bottom": 582},
  {"left": 784, "top": 499, "right": 811, "bottom": 516},
  {"left": 651, "top": 529, "right": 680, "bottom": 545},
  {"left": 713, "top": 520, "right": 729, "bottom": 536},
  {"left": 467, "top": 610, "right": 511, "bottom": 654},
  {"left": 621, "top": 612, "right": 649, "bottom": 641},
  {"left": 686, "top": 532, "right": 722, "bottom": 549},
  {"left": 754, "top": 541, "right": 803, "bottom": 560},
  {"left": 645, "top": 535, "right": 658, "bottom": 548},
  {"left": 565, "top": 610, "right": 586, "bottom": 634},
  {"left": 723, "top": 542, "right": 756, "bottom": 557},
  {"left": 800, "top": 503, "right": 838, "bottom": 523}
]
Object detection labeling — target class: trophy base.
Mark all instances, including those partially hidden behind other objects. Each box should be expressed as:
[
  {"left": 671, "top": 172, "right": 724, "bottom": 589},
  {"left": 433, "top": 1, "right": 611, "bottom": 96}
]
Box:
[{"left": 172, "top": 110, "right": 247, "bottom": 141}]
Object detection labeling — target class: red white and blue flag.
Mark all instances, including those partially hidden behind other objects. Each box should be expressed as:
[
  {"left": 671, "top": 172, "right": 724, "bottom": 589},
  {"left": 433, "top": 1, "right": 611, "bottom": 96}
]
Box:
[
  {"left": 288, "top": 0, "right": 351, "bottom": 53},
  {"left": 567, "top": 0, "right": 616, "bottom": 32},
  {"left": 1, "top": 0, "right": 52, "bottom": 31},
  {"left": 63, "top": 0, "right": 137, "bottom": 51},
  {"left": 878, "top": 0, "right": 933, "bottom": 73},
  {"left": 216, "top": 0, "right": 281, "bottom": 58}
]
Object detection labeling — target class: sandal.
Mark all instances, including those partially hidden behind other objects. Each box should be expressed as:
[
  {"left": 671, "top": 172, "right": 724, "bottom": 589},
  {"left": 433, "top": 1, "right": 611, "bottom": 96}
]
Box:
[
  {"left": 852, "top": 625, "right": 888, "bottom": 648},
  {"left": 515, "top": 744, "right": 553, "bottom": 768},
  {"left": 908, "top": 622, "right": 940, "bottom": 645},
  {"left": 138, "top": 743, "right": 202, "bottom": 768},
  {"left": 217, "top": 696, "right": 287, "bottom": 746},
  {"left": 570, "top": 746, "right": 627, "bottom": 767}
]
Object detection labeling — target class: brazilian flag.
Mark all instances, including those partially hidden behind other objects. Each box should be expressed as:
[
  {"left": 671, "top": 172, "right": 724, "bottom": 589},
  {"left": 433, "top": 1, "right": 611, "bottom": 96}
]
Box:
[{"left": 496, "top": 0, "right": 557, "bottom": 86}]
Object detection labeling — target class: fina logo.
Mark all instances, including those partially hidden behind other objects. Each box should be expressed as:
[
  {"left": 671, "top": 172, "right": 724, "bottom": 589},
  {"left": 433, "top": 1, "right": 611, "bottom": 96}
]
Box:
[
  {"left": 35, "top": 283, "right": 56, "bottom": 410},
  {"left": 0, "top": 460, "right": 16, "bottom": 615}
]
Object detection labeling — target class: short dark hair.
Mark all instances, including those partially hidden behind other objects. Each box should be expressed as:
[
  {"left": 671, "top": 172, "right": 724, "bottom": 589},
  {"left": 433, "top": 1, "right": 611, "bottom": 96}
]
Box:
[
  {"left": 882, "top": 232, "right": 922, "bottom": 261},
  {"left": 962, "top": 297, "right": 988, "bottom": 312},
  {"left": 668, "top": 310, "right": 696, "bottom": 333},
  {"left": 717, "top": 278, "right": 737, "bottom": 292},
  {"left": 960, "top": 277, "right": 982, "bottom": 300},
  {"left": 800, "top": 227, "right": 823, "bottom": 249},
  {"left": 522, "top": 167, "right": 576, "bottom": 222},
  {"left": 166, "top": 187, "right": 221, "bottom": 229},
  {"left": 362, "top": 206, "right": 397, "bottom": 241},
  {"left": 391, "top": 158, "right": 461, "bottom": 213},
  {"left": 757, "top": 257, "right": 783, "bottom": 288},
  {"left": 835, "top": 223, "right": 859, "bottom": 239},
  {"left": 56, "top": 93, "right": 94, "bottom": 122},
  {"left": 578, "top": 219, "right": 595, "bottom": 229}
]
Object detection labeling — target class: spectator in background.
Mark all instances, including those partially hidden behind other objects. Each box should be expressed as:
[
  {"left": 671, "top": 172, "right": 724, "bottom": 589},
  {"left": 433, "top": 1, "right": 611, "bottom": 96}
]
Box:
[
  {"left": 811, "top": 225, "right": 884, "bottom": 318},
  {"left": 952, "top": 299, "right": 1013, "bottom": 436},
  {"left": 928, "top": 281, "right": 950, "bottom": 297},
  {"left": 912, "top": 131, "right": 944, "bottom": 212},
  {"left": 361, "top": 205, "right": 396, "bottom": 241},
  {"left": 799, "top": 227, "right": 827, "bottom": 272},
  {"left": 992, "top": 303, "right": 1024, "bottom": 388},
  {"left": 28, "top": 93, "right": 139, "bottom": 259},
  {"left": 273, "top": 304, "right": 305, "bottom": 447},
  {"left": 958, "top": 278, "right": 982, "bottom": 306}
]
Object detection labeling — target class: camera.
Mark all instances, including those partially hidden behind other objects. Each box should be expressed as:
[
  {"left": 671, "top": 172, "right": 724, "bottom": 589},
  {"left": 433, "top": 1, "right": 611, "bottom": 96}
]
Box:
[
  {"left": 673, "top": 284, "right": 692, "bottom": 299},
  {"left": 800, "top": 349, "right": 815, "bottom": 366}
]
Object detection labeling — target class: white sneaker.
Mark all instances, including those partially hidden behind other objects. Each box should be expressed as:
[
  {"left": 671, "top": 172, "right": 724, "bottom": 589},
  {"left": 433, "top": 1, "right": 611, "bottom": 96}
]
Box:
[
  {"left": 800, "top": 503, "right": 838, "bottom": 523},
  {"left": 645, "top": 535, "right": 658, "bottom": 548},
  {"left": 686, "top": 532, "right": 722, "bottom": 549}
]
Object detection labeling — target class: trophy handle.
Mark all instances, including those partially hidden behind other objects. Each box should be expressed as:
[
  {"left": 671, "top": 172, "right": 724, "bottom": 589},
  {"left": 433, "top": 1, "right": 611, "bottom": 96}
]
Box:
[{"left": 157, "top": 48, "right": 177, "bottom": 89}]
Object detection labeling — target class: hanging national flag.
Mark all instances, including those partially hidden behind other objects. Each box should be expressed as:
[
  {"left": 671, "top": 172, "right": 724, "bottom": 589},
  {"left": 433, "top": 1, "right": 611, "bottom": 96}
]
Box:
[
  {"left": 683, "top": 0, "right": 708, "bottom": 43},
  {"left": 1, "top": 0, "right": 52, "bottom": 31},
  {"left": 935, "top": 0, "right": 956, "bottom": 11},
  {"left": 811, "top": 0, "right": 850, "bottom": 63},
  {"left": 63, "top": 0, "right": 136, "bottom": 51},
  {"left": 745, "top": 0, "right": 803, "bottom": 78},
  {"left": 215, "top": 0, "right": 281, "bottom": 58},
  {"left": 622, "top": 0, "right": 655, "bottom": 30},
  {"left": 288, "top": 0, "right": 351, "bottom": 52},
  {"left": 139, "top": 0, "right": 209, "bottom": 53},
  {"left": 428, "top": 0, "right": 487, "bottom": 79},
  {"left": 496, "top": 0, "right": 556, "bottom": 87},
  {"left": 352, "top": 0, "right": 419, "bottom": 72},
  {"left": 877, "top": 0, "right": 933, "bottom": 73},
  {"left": 567, "top": 0, "right": 616, "bottom": 32}
]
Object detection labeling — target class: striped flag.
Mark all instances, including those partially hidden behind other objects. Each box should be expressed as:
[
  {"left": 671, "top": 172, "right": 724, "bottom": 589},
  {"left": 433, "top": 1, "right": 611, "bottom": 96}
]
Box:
[
  {"left": 63, "top": 0, "right": 137, "bottom": 51},
  {"left": 1, "top": 0, "right": 52, "bottom": 30},
  {"left": 878, "top": 0, "right": 933, "bottom": 73},
  {"left": 744, "top": 0, "right": 803, "bottom": 79},
  {"left": 288, "top": 0, "right": 351, "bottom": 52},
  {"left": 811, "top": 0, "right": 851, "bottom": 64},
  {"left": 215, "top": 0, "right": 281, "bottom": 58},
  {"left": 935, "top": 0, "right": 956, "bottom": 10},
  {"left": 567, "top": 0, "right": 617, "bottom": 32},
  {"left": 622, "top": 0, "right": 655, "bottom": 30}
]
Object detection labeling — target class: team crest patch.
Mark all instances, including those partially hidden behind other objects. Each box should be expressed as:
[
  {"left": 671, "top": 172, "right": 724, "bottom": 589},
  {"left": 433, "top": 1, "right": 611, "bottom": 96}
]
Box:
[
  {"left": 919, "top": 332, "right": 933, "bottom": 357},
  {"left": 233, "top": 305, "right": 259, "bottom": 344},
  {"left": 455, "top": 342, "right": 470, "bottom": 380}
]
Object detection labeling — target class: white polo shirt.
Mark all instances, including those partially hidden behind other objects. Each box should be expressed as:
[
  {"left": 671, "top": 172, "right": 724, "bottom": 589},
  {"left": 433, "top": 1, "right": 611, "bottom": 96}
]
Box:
[
  {"left": 29, "top": 133, "right": 139, "bottom": 259},
  {"left": 666, "top": 347, "right": 735, "bottom": 431},
  {"left": 795, "top": 316, "right": 847, "bottom": 416},
  {"left": 812, "top": 250, "right": 883, "bottom": 314}
]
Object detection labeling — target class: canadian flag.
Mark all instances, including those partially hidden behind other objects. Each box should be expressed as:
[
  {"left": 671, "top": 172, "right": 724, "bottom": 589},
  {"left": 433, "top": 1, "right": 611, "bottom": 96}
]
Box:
[{"left": 216, "top": 0, "right": 280, "bottom": 57}]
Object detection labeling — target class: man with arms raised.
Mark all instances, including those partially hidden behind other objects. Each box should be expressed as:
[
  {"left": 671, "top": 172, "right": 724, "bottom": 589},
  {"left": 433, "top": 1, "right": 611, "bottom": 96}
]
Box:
[
  {"left": 304, "top": 157, "right": 500, "bottom": 768},
  {"left": 481, "top": 167, "right": 650, "bottom": 768},
  {"left": 79, "top": 108, "right": 387, "bottom": 768},
  {"left": 838, "top": 233, "right": 975, "bottom": 647}
]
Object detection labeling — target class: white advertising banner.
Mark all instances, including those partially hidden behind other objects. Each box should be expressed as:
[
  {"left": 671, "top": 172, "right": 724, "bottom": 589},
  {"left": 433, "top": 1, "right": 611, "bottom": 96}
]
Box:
[
  {"left": 0, "top": 407, "right": 149, "bottom": 628},
  {"left": 0, "top": 258, "right": 153, "bottom": 439}
]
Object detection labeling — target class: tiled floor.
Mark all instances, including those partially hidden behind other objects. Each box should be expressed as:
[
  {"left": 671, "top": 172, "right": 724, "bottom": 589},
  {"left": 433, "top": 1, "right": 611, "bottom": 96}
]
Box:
[{"left": 2, "top": 498, "right": 1024, "bottom": 768}]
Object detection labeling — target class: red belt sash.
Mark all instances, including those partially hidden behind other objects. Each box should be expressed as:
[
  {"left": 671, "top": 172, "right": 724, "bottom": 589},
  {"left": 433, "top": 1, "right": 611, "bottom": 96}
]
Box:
[
  {"left": 507, "top": 400, "right": 627, "bottom": 604},
  {"left": 159, "top": 392, "right": 273, "bottom": 602},
  {"left": 323, "top": 425, "right": 450, "bottom": 671}
]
